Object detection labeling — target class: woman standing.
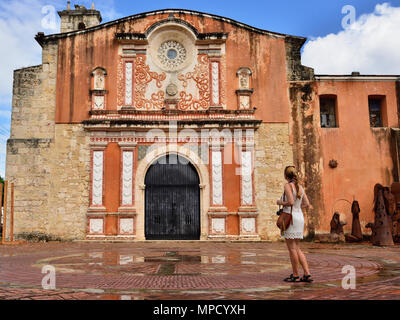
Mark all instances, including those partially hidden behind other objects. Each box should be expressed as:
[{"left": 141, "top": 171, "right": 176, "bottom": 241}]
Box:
[{"left": 276, "top": 166, "right": 313, "bottom": 283}]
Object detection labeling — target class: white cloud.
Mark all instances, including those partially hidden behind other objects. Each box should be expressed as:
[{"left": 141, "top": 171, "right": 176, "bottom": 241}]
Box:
[
  {"left": 302, "top": 3, "right": 400, "bottom": 75},
  {"left": 0, "top": 0, "right": 118, "bottom": 177},
  {"left": 0, "top": 0, "right": 49, "bottom": 103}
]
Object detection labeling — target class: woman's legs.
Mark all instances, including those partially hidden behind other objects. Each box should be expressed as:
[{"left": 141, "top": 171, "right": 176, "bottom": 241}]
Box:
[
  {"left": 285, "top": 239, "right": 300, "bottom": 277},
  {"left": 295, "top": 240, "right": 311, "bottom": 276}
]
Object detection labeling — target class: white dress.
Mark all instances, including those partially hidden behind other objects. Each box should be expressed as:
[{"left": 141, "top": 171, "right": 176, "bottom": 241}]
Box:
[{"left": 282, "top": 185, "right": 305, "bottom": 240}]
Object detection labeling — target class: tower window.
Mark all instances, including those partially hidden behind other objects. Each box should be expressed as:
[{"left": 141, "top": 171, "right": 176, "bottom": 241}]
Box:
[
  {"left": 319, "top": 96, "right": 337, "bottom": 128},
  {"left": 369, "top": 97, "right": 384, "bottom": 127},
  {"left": 78, "top": 22, "right": 86, "bottom": 30}
]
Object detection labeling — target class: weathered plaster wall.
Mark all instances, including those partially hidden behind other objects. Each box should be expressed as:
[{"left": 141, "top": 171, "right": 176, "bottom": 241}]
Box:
[
  {"left": 317, "top": 80, "right": 398, "bottom": 234},
  {"left": 54, "top": 12, "right": 292, "bottom": 124},
  {"left": 289, "top": 80, "right": 399, "bottom": 236}
]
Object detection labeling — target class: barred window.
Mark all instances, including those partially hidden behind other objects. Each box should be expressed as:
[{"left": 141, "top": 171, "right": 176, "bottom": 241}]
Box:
[
  {"left": 320, "top": 96, "right": 337, "bottom": 128},
  {"left": 369, "top": 98, "right": 383, "bottom": 127}
]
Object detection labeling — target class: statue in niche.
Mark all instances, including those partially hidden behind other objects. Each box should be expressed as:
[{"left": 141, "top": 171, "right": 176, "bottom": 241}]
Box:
[
  {"left": 239, "top": 74, "right": 249, "bottom": 89},
  {"left": 237, "top": 67, "right": 251, "bottom": 90},
  {"left": 366, "top": 184, "right": 394, "bottom": 246},
  {"left": 94, "top": 71, "right": 105, "bottom": 90},
  {"left": 345, "top": 200, "right": 363, "bottom": 242}
]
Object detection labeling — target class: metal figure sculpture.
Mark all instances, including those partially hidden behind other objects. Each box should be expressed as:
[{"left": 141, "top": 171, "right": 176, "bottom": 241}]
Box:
[{"left": 345, "top": 200, "right": 363, "bottom": 242}]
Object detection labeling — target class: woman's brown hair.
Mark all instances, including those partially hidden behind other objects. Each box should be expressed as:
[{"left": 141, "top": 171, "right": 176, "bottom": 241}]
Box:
[{"left": 284, "top": 166, "right": 301, "bottom": 199}]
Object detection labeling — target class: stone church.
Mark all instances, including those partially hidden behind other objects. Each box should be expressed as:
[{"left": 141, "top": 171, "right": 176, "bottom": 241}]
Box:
[{"left": 5, "top": 4, "right": 400, "bottom": 241}]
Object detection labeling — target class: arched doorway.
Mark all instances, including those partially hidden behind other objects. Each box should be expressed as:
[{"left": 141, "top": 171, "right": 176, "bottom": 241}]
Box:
[{"left": 145, "top": 154, "right": 200, "bottom": 240}]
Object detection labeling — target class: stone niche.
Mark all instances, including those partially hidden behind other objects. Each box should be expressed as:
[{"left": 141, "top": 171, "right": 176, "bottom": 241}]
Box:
[{"left": 236, "top": 67, "right": 254, "bottom": 110}]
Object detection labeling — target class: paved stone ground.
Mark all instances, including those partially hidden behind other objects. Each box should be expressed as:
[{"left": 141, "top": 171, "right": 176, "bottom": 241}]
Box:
[{"left": 0, "top": 241, "right": 399, "bottom": 300}]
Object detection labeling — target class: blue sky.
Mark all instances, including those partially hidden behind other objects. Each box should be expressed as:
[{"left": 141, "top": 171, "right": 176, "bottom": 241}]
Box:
[{"left": 0, "top": 0, "right": 400, "bottom": 177}]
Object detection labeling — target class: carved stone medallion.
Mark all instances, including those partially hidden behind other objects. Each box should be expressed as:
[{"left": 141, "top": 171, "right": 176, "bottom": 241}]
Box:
[{"left": 166, "top": 83, "right": 178, "bottom": 97}]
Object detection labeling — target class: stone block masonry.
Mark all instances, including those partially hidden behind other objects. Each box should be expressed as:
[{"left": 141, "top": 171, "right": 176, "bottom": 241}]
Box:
[{"left": 255, "top": 123, "right": 294, "bottom": 241}]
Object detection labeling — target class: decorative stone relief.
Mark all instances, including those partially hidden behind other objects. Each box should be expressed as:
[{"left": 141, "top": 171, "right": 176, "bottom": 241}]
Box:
[
  {"left": 239, "top": 95, "right": 250, "bottom": 110},
  {"left": 120, "top": 218, "right": 134, "bottom": 234},
  {"left": 92, "top": 151, "right": 104, "bottom": 206},
  {"left": 212, "top": 218, "right": 225, "bottom": 233},
  {"left": 241, "top": 217, "right": 256, "bottom": 233},
  {"left": 212, "top": 151, "right": 223, "bottom": 205},
  {"left": 236, "top": 67, "right": 253, "bottom": 110},
  {"left": 125, "top": 62, "right": 133, "bottom": 105},
  {"left": 134, "top": 55, "right": 166, "bottom": 110},
  {"left": 93, "top": 95, "right": 105, "bottom": 110},
  {"left": 94, "top": 70, "right": 105, "bottom": 90},
  {"left": 237, "top": 67, "right": 252, "bottom": 89},
  {"left": 122, "top": 151, "right": 134, "bottom": 205},
  {"left": 211, "top": 61, "right": 220, "bottom": 105},
  {"left": 177, "top": 55, "right": 210, "bottom": 110},
  {"left": 89, "top": 218, "right": 104, "bottom": 234},
  {"left": 241, "top": 151, "right": 253, "bottom": 205},
  {"left": 91, "top": 67, "right": 107, "bottom": 111}
]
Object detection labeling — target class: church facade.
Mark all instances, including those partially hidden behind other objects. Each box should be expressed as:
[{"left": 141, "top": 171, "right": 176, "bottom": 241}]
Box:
[{"left": 5, "top": 5, "right": 400, "bottom": 241}]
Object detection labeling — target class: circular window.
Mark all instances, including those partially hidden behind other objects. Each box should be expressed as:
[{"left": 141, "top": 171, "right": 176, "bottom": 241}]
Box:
[
  {"left": 167, "top": 49, "right": 177, "bottom": 60},
  {"left": 158, "top": 41, "right": 187, "bottom": 71}
]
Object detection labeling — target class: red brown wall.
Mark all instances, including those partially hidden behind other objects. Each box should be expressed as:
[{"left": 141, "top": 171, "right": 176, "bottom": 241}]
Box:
[
  {"left": 55, "top": 12, "right": 291, "bottom": 124},
  {"left": 317, "top": 80, "right": 398, "bottom": 233}
]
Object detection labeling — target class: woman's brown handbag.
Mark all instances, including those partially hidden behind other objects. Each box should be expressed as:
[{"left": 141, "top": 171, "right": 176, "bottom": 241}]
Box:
[
  {"left": 276, "top": 207, "right": 293, "bottom": 232},
  {"left": 276, "top": 192, "right": 293, "bottom": 232}
]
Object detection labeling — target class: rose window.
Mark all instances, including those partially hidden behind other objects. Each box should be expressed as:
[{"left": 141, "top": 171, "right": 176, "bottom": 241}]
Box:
[{"left": 157, "top": 41, "right": 187, "bottom": 71}]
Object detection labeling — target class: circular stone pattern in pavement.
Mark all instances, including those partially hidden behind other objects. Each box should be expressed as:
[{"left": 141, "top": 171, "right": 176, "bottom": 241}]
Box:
[{"left": 0, "top": 243, "right": 382, "bottom": 291}]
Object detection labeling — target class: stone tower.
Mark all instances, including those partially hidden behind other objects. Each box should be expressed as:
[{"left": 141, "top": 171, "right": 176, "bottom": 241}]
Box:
[{"left": 58, "top": 1, "right": 102, "bottom": 33}]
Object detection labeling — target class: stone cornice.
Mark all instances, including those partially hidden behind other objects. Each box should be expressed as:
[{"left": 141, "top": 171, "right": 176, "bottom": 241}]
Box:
[{"left": 35, "top": 9, "right": 306, "bottom": 47}]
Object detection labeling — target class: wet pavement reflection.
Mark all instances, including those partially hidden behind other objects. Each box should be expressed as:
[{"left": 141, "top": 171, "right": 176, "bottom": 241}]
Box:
[{"left": 0, "top": 242, "right": 399, "bottom": 300}]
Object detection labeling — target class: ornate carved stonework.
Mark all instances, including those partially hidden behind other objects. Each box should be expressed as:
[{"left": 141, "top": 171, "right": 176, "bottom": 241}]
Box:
[
  {"left": 89, "top": 218, "right": 104, "bottom": 234},
  {"left": 241, "top": 151, "right": 253, "bottom": 205},
  {"left": 212, "top": 218, "right": 225, "bottom": 233},
  {"left": 211, "top": 61, "right": 220, "bottom": 105},
  {"left": 125, "top": 62, "right": 133, "bottom": 105},
  {"left": 177, "top": 55, "right": 210, "bottom": 110},
  {"left": 237, "top": 67, "right": 252, "bottom": 89},
  {"left": 94, "top": 70, "right": 105, "bottom": 90},
  {"left": 157, "top": 41, "right": 187, "bottom": 71},
  {"left": 122, "top": 151, "right": 134, "bottom": 205},
  {"left": 239, "top": 95, "right": 250, "bottom": 110},
  {"left": 241, "top": 217, "right": 256, "bottom": 233},
  {"left": 212, "top": 151, "right": 223, "bottom": 205},
  {"left": 93, "top": 95, "right": 105, "bottom": 110},
  {"left": 120, "top": 218, "right": 134, "bottom": 234},
  {"left": 134, "top": 55, "right": 167, "bottom": 110},
  {"left": 92, "top": 151, "right": 104, "bottom": 206},
  {"left": 166, "top": 83, "right": 178, "bottom": 97}
]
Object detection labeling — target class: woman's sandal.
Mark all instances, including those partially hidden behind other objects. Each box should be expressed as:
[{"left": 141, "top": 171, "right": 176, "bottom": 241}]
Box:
[
  {"left": 300, "top": 275, "right": 314, "bottom": 283},
  {"left": 284, "top": 274, "right": 300, "bottom": 282}
]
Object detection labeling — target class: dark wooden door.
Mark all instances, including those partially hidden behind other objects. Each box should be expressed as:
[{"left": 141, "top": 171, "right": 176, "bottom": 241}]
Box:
[{"left": 145, "top": 155, "right": 200, "bottom": 240}]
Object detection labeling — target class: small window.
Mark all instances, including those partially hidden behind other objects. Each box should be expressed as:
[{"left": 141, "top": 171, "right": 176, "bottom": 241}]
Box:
[
  {"left": 369, "top": 98, "right": 384, "bottom": 127},
  {"left": 319, "top": 96, "right": 337, "bottom": 128},
  {"left": 78, "top": 22, "right": 86, "bottom": 30}
]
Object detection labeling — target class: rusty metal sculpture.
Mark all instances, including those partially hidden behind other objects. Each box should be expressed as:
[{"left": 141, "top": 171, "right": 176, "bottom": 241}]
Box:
[
  {"left": 345, "top": 201, "right": 363, "bottom": 242},
  {"left": 367, "top": 184, "right": 394, "bottom": 246}
]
